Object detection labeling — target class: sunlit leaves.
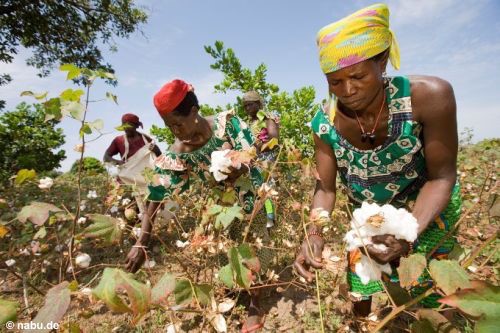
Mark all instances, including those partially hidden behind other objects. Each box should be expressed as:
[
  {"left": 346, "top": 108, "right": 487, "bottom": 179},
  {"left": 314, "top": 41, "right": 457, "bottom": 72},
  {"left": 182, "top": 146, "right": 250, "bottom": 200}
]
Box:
[
  {"left": 92, "top": 268, "right": 150, "bottom": 323},
  {"left": 439, "top": 281, "right": 500, "bottom": 332},
  {"left": 82, "top": 214, "right": 122, "bottom": 244},
  {"left": 60, "top": 88, "right": 84, "bottom": 102},
  {"left": 14, "top": 169, "right": 36, "bottom": 185},
  {"left": 397, "top": 254, "right": 427, "bottom": 288},
  {"left": 61, "top": 101, "right": 85, "bottom": 120},
  {"left": 60, "top": 64, "right": 81, "bottom": 80},
  {"left": 20, "top": 90, "right": 48, "bottom": 100},
  {"left": 207, "top": 203, "right": 244, "bottom": 230},
  {"left": 429, "top": 259, "right": 471, "bottom": 295},
  {"left": 0, "top": 298, "right": 18, "bottom": 325},
  {"left": 151, "top": 273, "right": 175, "bottom": 305},
  {"left": 31, "top": 281, "right": 71, "bottom": 333},
  {"left": 174, "top": 279, "right": 212, "bottom": 307},
  {"left": 17, "top": 202, "right": 62, "bottom": 226}
]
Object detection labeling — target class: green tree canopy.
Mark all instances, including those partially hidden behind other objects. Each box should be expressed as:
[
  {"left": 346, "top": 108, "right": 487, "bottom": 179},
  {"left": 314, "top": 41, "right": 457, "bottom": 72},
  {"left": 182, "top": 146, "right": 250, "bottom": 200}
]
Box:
[
  {"left": 0, "top": 102, "right": 66, "bottom": 183},
  {"left": 70, "top": 157, "right": 106, "bottom": 174},
  {"left": 0, "top": 0, "right": 148, "bottom": 107}
]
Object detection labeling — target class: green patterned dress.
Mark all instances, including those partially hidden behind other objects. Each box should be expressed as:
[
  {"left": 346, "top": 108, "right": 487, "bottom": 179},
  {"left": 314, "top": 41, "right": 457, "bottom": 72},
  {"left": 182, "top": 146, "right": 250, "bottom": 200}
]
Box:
[
  {"left": 311, "top": 76, "right": 461, "bottom": 307},
  {"left": 147, "top": 111, "right": 273, "bottom": 271}
]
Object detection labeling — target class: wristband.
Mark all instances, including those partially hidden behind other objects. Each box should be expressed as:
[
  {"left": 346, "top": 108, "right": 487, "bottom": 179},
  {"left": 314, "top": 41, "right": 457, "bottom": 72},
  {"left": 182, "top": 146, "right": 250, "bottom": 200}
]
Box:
[
  {"left": 307, "top": 230, "right": 323, "bottom": 238},
  {"left": 132, "top": 245, "right": 146, "bottom": 248}
]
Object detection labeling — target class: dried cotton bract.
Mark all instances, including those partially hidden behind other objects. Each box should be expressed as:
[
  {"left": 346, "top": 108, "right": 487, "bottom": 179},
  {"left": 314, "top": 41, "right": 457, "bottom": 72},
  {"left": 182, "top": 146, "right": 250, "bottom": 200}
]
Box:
[{"left": 344, "top": 202, "right": 418, "bottom": 284}]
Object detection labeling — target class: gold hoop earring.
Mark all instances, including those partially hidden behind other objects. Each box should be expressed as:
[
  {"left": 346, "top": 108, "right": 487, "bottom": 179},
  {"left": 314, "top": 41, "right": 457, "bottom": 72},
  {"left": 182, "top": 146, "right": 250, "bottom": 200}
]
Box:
[{"left": 194, "top": 118, "right": 199, "bottom": 124}]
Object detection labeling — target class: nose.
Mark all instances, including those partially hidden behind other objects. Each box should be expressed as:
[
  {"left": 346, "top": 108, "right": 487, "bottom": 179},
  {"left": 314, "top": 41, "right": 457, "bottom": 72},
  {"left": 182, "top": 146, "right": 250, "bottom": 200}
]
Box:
[{"left": 343, "top": 80, "right": 356, "bottom": 97}]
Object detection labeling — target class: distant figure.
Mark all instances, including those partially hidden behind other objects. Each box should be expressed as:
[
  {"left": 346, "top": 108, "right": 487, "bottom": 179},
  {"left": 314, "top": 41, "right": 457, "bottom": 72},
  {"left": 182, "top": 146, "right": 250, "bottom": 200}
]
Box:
[
  {"left": 104, "top": 113, "right": 161, "bottom": 211},
  {"left": 242, "top": 91, "right": 280, "bottom": 228},
  {"left": 104, "top": 113, "right": 161, "bottom": 166}
]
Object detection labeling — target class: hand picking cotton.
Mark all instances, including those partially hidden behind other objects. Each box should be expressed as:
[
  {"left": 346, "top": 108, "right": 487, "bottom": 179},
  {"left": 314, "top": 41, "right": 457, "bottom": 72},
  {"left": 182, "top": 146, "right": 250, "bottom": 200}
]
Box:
[
  {"left": 209, "top": 149, "right": 241, "bottom": 182},
  {"left": 344, "top": 202, "right": 418, "bottom": 284}
]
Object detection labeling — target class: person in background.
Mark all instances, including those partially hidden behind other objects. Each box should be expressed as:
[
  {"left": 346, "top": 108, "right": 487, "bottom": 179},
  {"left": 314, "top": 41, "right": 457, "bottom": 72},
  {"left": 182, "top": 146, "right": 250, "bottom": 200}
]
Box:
[
  {"left": 242, "top": 91, "right": 280, "bottom": 228},
  {"left": 293, "top": 3, "right": 461, "bottom": 316},
  {"left": 104, "top": 113, "right": 161, "bottom": 165}
]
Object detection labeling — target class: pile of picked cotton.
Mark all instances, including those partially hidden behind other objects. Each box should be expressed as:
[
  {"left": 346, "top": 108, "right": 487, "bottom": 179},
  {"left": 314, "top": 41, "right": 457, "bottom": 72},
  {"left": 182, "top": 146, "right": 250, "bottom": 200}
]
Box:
[
  {"left": 209, "top": 149, "right": 241, "bottom": 181},
  {"left": 344, "top": 202, "right": 418, "bottom": 284}
]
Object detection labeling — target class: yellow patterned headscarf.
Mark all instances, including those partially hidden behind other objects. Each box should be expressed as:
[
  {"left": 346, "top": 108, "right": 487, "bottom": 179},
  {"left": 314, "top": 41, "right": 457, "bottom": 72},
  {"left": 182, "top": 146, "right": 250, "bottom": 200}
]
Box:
[{"left": 316, "top": 3, "right": 400, "bottom": 74}]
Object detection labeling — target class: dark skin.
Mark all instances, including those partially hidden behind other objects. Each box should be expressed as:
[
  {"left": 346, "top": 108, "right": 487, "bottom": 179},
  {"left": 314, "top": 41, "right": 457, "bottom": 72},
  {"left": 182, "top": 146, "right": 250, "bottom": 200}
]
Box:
[
  {"left": 124, "top": 106, "right": 263, "bottom": 331},
  {"left": 243, "top": 100, "right": 279, "bottom": 153},
  {"left": 294, "top": 53, "right": 458, "bottom": 316},
  {"left": 103, "top": 122, "right": 161, "bottom": 165}
]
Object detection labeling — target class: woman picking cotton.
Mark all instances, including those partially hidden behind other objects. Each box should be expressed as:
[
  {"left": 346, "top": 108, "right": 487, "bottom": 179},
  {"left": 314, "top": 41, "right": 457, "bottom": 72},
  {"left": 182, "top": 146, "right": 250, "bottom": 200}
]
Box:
[
  {"left": 242, "top": 91, "right": 280, "bottom": 228},
  {"left": 125, "top": 79, "right": 272, "bottom": 332},
  {"left": 294, "top": 3, "right": 461, "bottom": 316}
]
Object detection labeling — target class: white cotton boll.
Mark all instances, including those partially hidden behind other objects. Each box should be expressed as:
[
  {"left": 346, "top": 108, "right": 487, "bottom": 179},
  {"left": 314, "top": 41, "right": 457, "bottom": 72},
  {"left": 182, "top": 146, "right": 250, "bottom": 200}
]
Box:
[
  {"left": 209, "top": 150, "right": 233, "bottom": 181},
  {"left": 143, "top": 260, "right": 156, "bottom": 268},
  {"left": 355, "top": 255, "right": 392, "bottom": 285},
  {"left": 87, "top": 190, "right": 98, "bottom": 199},
  {"left": 175, "top": 240, "right": 189, "bottom": 248},
  {"left": 132, "top": 227, "right": 142, "bottom": 238},
  {"left": 121, "top": 198, "right": 131, "bottom": 206},
  {"left": 77, "top": 217, "right": 87, "bottom": 225},
  {"left": 346, "top": 202, "right": 418, "bottom": 284},
  {"left": 38, "top": 177, "right": 54, "bottom": 189},
  {"left": 5, "top": 259, "right": 16, "bottom": 267},
  {"left": 75, "top": 253, "right": 91, "bottom": 268}
]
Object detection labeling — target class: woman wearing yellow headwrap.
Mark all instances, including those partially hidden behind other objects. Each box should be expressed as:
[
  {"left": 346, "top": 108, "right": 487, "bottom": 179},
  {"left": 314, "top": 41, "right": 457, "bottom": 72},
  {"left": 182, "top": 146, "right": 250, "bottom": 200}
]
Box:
[{"left": 294, "top": 3, "right": 461, "bottom": 316}]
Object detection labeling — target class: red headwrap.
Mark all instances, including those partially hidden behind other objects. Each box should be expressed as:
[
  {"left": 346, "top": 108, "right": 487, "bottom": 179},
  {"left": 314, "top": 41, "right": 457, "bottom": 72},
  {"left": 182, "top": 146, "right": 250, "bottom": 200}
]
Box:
[
  {"left": 121, "top": 113, "right": 143, "bottom": 128},
  {"left": 153, "top": 79, "right": 194, "bottom": 116}
]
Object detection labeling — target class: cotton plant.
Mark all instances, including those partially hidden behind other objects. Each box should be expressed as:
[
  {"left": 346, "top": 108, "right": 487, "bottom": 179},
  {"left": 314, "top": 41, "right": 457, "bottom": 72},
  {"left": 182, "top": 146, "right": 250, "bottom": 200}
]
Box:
[
  {"left": 38, "top": 177, "right": 54, "bottom": 189},
  {"left": 344, "top": 202, "right": 419, "bottom": 284},
  {"left": 209, "top": 149, "right": 244, "bottom": 182}
]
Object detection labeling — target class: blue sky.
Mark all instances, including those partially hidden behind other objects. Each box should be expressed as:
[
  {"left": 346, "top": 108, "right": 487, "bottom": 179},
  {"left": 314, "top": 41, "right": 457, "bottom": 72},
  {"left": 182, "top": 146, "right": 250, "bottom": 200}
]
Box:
[{"left": 2, "top": 0, "right": 499, "bottom": 171}]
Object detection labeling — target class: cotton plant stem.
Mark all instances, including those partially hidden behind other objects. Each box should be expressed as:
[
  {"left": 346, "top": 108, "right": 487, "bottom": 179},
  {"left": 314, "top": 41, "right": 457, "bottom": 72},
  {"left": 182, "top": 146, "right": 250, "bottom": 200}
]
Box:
[
  {"left": 242, "top": 145, "right": 283, "bottom": 243},
  {"left": 479, "top": 246, "right": 497, "bottom": 268},
  {"left": 462, "top": 232, "right": 498, "bottom": 268},
  {"left": 370, "top": 288, "right": 435, "bottom": 333},
  {"left": 344, "top": 202, "right": 397, "bottom": 308},
  {"left": 301, "top": 206, "right": 326, "bottom": 333},
  {"left": 315, "top": 271, "right": 326, "bottom": 333},
  {"left": 7, "top": 268, "right": 45, "bottom": 296}
]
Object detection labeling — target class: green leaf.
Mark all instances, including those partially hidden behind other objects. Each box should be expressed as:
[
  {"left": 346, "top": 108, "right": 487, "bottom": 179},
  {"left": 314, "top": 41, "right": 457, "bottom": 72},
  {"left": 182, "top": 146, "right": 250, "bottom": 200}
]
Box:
[
  {"left": 215, "top": 205, "right": 244, "bottom": 230},
  {"left": 19, "top": 91, "right": 48, "bottom": 100},
  {"left": 60, "top": 64, "right": 81, "bottom": 80},
  {"left": 234, "top": 176, "right": 253, "bottom": 193},
  {"left": 60, "top": 88, "right": 84, "bottom": 102},
  {"left": 448, "top": 244, "right": 471, "bottom": 262},
  {"left": 17, "top": 202, "right": 62, "bottom": 226},
  {"left": 20, "top": 90, "right": 35, "bottom": 97},
  {"left": 238, "top": 243, "right": 260, "bottom": 273},
  {"left": 221, "top": 188, "right": 237, "bottom": 204},
  {"left": 174, "top": 279, "right": 193, "bottom": 305},
  {"left": 207, "top": 204, "right": 223, "bottom": 215},
  {"left": 385, "top": 281, "right": 412, "bottom": 306},
  {"left": 106, "top": 92, "right": 118, "bottom": 104},
  {"left": 151, "top": 273, "right": 175, "bottom": 305},
  {"left": 261, "top": 137, "right": 279, "bottom": 151},
  {"left": 115, "top": 123, "right": 133, "bottom": 131},
  {"left": 229, "top": 246, "right": 252, "bottom": 289},
  {"left": 43, "top": 97, "right": 62, "bottom": 121},
  {"left": 83, "top": 214, "right": 122, "bottom": 244},
  {"left": 14, "top": 168, "right": 36, "bottom": 185},
  {"left": 92, "top": 268, "right": 150, "bottom": 323},
  {"left": 397, "top": 253, "right": 427, "bottom": 288},
  {"left": 412, "top": 309, "right": 459, "bottom": 333},
  {"left": 33, "top": 226, "right": 47, "bottom": 239},
  {"left": 88, "top": 119, "right": 104, "bottom": 131},
  {"left": 31, "top": 281, "right": 71, "bottom": 333},
  {"left": 218, "top": 264, "right": 234, "bottom": 288},
  {"left": 61, "top": 100, "right": 85, "bottom": 120},
  {"left": 439, "top": 281, "right": 500, "bottom": 331},
  {"left": 193, "top": 284, "right": 212, "bottom": 306},
  {"left": 80, "top": 123, "right": 92, "bottom": 138},
  {"left": 0, "top": 298, "right": 18, "bottom": 325},
  {"left": 429, "top": 259, "right": 471, "bottom": 295}
]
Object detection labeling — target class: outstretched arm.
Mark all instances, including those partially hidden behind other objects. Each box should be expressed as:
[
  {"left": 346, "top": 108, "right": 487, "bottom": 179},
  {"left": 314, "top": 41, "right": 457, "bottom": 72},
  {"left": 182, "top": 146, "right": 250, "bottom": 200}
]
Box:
[
  {"left": 411, "top": 76, "right": 458, "bottom": 234},
  {"left": 294, "top": 133, "right": 337, "bottom": 282}
]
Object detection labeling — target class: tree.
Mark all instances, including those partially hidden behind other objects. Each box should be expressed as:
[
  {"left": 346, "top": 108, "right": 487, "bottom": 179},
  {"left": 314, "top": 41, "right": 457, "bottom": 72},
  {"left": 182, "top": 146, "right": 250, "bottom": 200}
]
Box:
[
  {"left": 0, "top": 102, "right": 66, "bottom": 183},
  {"left": 204, "top": 41, "right": 318, "bottom": 157},
  {"left": 0, "top": 0, "right": 148, "bottom": 107},
  {"left": 70, "top": 157, "right": 106, "bottom": 174}
]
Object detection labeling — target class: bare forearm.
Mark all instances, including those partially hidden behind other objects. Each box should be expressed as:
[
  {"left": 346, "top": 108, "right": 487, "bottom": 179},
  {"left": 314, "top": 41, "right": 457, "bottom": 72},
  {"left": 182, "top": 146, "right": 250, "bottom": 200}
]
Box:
[
  {"left": 309, "top": 184, "right": 336, "bottom": 232},
  {"left": 137, "top": 202, "right": 160, "bottom": 244},
  {"left": 412, "top": 178, "right": 455, "bottom": 234}
]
